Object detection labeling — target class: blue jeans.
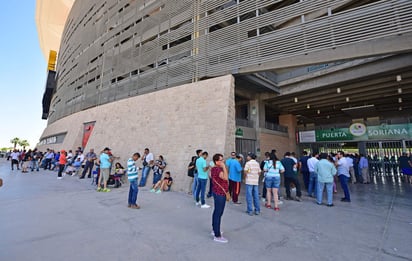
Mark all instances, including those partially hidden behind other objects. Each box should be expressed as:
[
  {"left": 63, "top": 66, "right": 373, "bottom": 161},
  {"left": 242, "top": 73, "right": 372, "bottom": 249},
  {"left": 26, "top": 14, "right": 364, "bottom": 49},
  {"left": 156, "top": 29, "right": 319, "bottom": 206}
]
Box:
[
  {"left": 153, "top": 173, "right": 162, "bottom": 185},
  {"left": 139, "top": 166, "right": 151, "bottom": 186},
  {"left": 316, "top": 181, "right": 333, "bottom": 205},
  {"left": 31, "top": 160, "right": 39, "bottom": 171},
  {"left": 339, "top": 175, "right": 351, "bottom": 201},
  {"left": 212, "top": 193, "right": 226, "bottom": 238},
  {"left": 128, "top": 180, "right": 139, "bottom": 205},
  {"left": 192, "top": 173, "right": 199, "bottom": 201},
  {"left": 195, "top": 178, "right": 207, "bottom": 205},
  {"left": 246, "top": 184, "right": 260, "bottom": 213},
  {"left": 308, "top": 171, "right": 317, "bottom": 196}
]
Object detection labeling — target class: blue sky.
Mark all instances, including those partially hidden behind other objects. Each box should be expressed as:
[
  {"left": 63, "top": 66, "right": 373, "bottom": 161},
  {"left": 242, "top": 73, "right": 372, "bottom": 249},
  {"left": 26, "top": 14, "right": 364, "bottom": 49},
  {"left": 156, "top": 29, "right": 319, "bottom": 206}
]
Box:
[{"left": 0, "top": 1, "right": 47, "bottom": 149}]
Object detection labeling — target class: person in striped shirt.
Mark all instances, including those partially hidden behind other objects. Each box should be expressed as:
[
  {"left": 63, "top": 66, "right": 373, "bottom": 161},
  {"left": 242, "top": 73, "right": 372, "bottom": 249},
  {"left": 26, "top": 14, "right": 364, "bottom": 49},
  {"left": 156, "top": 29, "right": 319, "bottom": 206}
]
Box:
[
  {"left": 244, "top": 153, "right": 262, "bottom": 215},
  {"left": 128, "top": 152, "right": 141, "bottom": 209}
]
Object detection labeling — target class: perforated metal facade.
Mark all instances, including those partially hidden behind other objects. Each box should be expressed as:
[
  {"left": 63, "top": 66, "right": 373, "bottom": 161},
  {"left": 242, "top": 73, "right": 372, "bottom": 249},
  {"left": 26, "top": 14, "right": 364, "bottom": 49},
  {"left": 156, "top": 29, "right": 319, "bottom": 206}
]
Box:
[{"left": 49, "top": 0, "right": 412, "bottom": 123}]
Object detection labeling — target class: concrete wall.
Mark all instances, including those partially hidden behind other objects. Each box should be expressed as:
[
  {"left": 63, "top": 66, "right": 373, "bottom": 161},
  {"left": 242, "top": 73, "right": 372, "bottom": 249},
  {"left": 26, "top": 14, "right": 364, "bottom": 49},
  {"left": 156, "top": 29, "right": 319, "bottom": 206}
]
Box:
[{"left": 38, "top": 75, "right": 236, "bottom": 191}]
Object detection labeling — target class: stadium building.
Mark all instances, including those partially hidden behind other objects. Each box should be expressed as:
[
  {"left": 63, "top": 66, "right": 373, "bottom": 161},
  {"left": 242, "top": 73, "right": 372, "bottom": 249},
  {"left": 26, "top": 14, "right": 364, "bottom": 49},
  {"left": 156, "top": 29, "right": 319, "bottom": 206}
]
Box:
[{"left": 36, "top": 0, "right": 412, "bottom": 190}]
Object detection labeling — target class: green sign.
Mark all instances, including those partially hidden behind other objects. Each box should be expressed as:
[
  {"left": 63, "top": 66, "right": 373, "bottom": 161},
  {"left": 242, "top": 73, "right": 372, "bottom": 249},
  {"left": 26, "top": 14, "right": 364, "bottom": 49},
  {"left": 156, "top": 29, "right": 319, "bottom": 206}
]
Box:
[
  {"left": 367, "top": 124, "right": 412, "bottom": 140},
  {"left": 235, "top": 128, "right": 244, "bottom": 137},
  {"left": 308, "top": 124, "right": 412, "bottom": 142},
  {"left": 315, "top": 128, "right": 353, "bottom": 141}
]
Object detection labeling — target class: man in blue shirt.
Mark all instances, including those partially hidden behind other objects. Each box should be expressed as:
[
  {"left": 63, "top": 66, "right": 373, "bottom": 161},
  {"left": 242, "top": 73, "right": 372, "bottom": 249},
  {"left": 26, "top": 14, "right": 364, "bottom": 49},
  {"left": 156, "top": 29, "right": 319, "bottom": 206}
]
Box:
[
  {"left": 98, "top": 147, "right": 113, "bottom": 192},
  {"left": 195, "top": 151, "right": 211, "bottom": 208},
  {"left": 281, "top": 152, "right": 302, "bottom": 202},
  {"left": 229, "top": 155, "right": 243, "bottom": 204},
  {"left": 299, "top": 151, "right": 310, "bottom": 189}
]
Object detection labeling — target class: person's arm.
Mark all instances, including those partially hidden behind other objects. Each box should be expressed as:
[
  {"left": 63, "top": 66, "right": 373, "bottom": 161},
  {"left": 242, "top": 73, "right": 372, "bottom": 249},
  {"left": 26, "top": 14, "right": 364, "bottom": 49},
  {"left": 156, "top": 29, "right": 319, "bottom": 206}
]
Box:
[{"left": 218, "top": 163, "right": 228, "bottom": 181}]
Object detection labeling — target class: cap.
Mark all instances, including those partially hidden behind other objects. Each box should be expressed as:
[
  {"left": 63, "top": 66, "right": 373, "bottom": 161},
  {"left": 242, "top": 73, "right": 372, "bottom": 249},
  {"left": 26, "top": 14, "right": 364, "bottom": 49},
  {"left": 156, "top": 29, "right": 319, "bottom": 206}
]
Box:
[
  {"left": 247, "top": 152, "right": 256, "bottom": 159},
  {"left": 103, "top": 147, "right": 111, "bottom": 151}
]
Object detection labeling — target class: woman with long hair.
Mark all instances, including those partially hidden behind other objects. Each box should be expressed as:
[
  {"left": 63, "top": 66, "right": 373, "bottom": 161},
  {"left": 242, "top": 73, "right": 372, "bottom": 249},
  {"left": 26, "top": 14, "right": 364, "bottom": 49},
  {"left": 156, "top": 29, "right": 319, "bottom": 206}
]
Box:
[{"left": 210, "top": 153, "right": 229, "bottom": 243}]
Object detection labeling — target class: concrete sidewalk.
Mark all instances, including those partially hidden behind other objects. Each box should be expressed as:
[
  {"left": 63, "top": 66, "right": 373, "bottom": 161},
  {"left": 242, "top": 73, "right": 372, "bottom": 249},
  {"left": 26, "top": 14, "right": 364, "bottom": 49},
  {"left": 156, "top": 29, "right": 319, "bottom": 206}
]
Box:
[{"left": 0, "top": 158, "right": 411, "bottom": 261}]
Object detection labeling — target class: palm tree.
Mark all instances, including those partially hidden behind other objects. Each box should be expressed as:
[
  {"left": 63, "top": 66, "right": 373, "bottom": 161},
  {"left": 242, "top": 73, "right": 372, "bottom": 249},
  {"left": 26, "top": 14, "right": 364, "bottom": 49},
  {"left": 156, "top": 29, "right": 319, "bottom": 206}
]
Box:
[
  {"left": 19, "top": 140, "right": 30, "bottom": 150},
  {"left": 10, "top": 137, "right": 20, "bottom": 149}
]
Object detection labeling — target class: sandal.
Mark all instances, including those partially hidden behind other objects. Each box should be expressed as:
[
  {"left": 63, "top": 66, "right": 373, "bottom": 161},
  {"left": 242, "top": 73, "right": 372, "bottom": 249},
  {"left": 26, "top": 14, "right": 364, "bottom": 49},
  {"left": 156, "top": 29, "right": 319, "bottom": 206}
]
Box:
[
  {"left": 274, "top": 207, "right": 280, "bottom": 211},
  {"left": 265, "top": 204, "right": 271, "bottom": 209}
]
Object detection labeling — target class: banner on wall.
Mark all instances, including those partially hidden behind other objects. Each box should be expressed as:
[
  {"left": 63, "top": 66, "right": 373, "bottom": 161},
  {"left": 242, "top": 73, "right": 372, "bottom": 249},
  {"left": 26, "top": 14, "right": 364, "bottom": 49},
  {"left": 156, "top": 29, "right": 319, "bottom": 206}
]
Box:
[
  {"left": 299, "top": 123, "right": 412, "bottom": 143},
  {"left": 82, "top": 122, "right": 96, "bottom": 148}
]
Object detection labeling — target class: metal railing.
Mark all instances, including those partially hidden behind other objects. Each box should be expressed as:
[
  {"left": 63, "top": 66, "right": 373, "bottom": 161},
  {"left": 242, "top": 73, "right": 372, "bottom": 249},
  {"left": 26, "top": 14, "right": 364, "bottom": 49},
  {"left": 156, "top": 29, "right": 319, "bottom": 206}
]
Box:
[
  {"left": 236, "top": 118, "right": 254, "bottom": 128},
  {"left": 263, "top": 122, "right": 288, "bottom": 133}
]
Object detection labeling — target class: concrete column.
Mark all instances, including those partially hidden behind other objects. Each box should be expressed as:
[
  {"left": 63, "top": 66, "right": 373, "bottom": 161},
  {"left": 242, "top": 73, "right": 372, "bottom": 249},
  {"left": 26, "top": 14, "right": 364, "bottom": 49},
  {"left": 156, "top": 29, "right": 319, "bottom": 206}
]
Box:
[
  {"left": 248, "top": 99, "right": 265, "bottom": 157},
  {"left": 279, "top": 114, "right": 298, "bottom": 153}
]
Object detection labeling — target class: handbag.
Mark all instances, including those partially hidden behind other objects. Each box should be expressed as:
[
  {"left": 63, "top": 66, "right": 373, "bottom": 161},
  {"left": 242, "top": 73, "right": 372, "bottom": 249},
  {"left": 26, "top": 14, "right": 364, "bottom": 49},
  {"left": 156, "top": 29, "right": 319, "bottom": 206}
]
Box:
[{"left": 213, "top": 177, "right": 230, "bottom": 201}]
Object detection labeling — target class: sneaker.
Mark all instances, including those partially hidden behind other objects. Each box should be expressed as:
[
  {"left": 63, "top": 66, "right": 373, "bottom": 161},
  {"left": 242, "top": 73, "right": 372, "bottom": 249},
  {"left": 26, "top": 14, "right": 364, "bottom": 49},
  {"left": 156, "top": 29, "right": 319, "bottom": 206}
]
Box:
[
  {"left": 195, "top": 201, "right": 201, "bottom": 206},
  {"left": 255, "top": 211, "right": 260, "bottom": 215},
  {"left": 155, "top": 189, "right": 162, "bottom": 194},
  {"left": 213, "top": 236, "right": 228, "bottom": 243},
  {"left": 295, "top": 197, "right": 302, "bottom": 202},
  {"left": 278, "top": 200, "right": 283, "bottom": 205},
  {"left": 326, "top": 203, "right": 334, "bottom": 207},
  {"left": 150, "top": 189, "right": 155, "bottom": 192},
  {"left": 131, "top": 204, "right": 140, "bottom": 209},
  {"left": 201, "top": 204, "right": 211, "bottom": 209},
  {"left": 247, "top": 212, "right": 254, "bottom": 216},
  {"left": 57, "top": 177, "right": 63, "bottom": 180},
  {"left": 102, "top": 188, "right": 111, "bottom": 192},
  {"left": 97, "top": 187, "right": 102, "bottom": 192}
]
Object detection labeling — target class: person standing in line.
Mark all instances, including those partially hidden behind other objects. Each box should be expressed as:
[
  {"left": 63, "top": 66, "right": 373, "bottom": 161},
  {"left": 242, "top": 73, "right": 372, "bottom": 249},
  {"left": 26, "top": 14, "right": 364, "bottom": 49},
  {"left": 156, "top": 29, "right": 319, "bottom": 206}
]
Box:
[
  {"left": 264, "top": 154, "right": 285, "bottom": 210},
  {"left": 31, "top": 149, "right": 40, "bottom": 172},
  {"left": 359, "top": 154, "right": 369, "bottom": 184},
  {"left": 336, "top": 151, "right": 351, "bottom": 202},
  {"left": 98, "top": 147, "right": 113, "bottom": 192},
  {"left": 210, "top": 153, "right": 229, "bottom": 243},
  {"left": 299, "top": 151, "right": 311, "bottom": 190},
  {"left": 307, "top": 152, "right": 319, "bottom": 197},
  {"left": 260, "top": 152, "right": 270, "bottom": 202},
  {"left": 187, "top": 156, "right": 197, "bottom": 195},
  {"left": 244, "top": 153, "right": 261, "bottom": 215},
  {"left": 127, "top": 152, "right": 141, "bottom": 209},
  {"left": 139, "top": 148, "right": 154, "bottom": 187},
  {"left": 195, "top": 151, "right": 211, "bottom": 208},
  {"left": 281, "top": 152, "right": 303, "bottom": 202},
  {"left": 228, "top": 155, "right": 243, "bottom": 205},
  {"left": 57, "top": 150, "right": 67, "bottom": 180},
  {"left": 347, "top": 154, "right": 356, "bottom": 184},
  {"left": 80, "top": 148, "right": 97, "bottom": 179},
  {"left": 314, "top": 153, "right": 337, "bottom": 206},
  {"left": 398, "top": 152, "right": 412, "bottom": 183},
  {"left": 192, "top": 149, "right": 203, "bottom": 201},
  {"left": 10, "top": 149, "right": 20, "bottom": 171}
]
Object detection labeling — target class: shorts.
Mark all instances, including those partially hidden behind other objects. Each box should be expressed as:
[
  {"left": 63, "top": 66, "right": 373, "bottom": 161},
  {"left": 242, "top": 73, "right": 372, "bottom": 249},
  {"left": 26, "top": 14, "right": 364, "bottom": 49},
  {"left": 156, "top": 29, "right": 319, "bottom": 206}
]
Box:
[
  {"left": 401, "top": 168, "right": 412, "bottom": 175},
  {"left": 100, "top": 168, "right": 110, "bottom": 181},
  {"left": 265, "top": 176, "right": 281, "bottom": 189}
]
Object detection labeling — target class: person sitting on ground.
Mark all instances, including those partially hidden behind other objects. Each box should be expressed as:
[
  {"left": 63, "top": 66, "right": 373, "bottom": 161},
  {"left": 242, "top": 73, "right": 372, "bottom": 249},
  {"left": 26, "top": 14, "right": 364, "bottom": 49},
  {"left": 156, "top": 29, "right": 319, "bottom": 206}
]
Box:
[{"left": 151, "top": 171, "right": 173, "bottom": 193}]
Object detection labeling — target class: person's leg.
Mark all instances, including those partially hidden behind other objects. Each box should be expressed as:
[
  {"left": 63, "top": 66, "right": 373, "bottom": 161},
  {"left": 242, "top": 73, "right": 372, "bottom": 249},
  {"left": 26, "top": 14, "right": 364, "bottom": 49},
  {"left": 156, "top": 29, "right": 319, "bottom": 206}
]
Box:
[
  {"left": 200, "top": 178, "right": 207, "bottom": 205},
  {"left": 294, "top": 177, "right": 302, "bottom": 198},
  {"left": 212, "top": 194, "right": 225, "bottom": 238},
  {"left": 228, "top": 180, "right": 234, "bottom": 198},
  {"left": 87, "top": 163, "right": 94, "bottom": 178},
  {"left": 80, "top": 162, "right": 89, "bottom": 178},
  {"left": 339, "top": 175, "right": 350, "bottom": 201},
  {"left": 265, "top": 178, "right": 272, "bottom": 207},
  {"left": 232, "top": 181, "right": 240, "bottom": 203},
  {"left": 316, "top": 181, "right": 324, "bottom": 204},
  {"left": 139, "top": 166, "right": 149, "bottom": 186},
  {"left": 128, "top": 183, "right": 133, "bottom": 206},
  {"left": 58, "top": 164, "right": 64, "bottom": 178},
  {"left": 192, "top": 174, "right": 199, "bottom": 201},
  {"left": 303, "top": 170, "right": 310, "bottom": 190},
  {"left": 195, "top": 177, "right": 202, "bottom": 203},
  {"left": 262, "top": 184, "right": 267, "bottom": 199},
  {"left": 252, "top": 185, "right": 260, "bottom": 213},
  {"left": 245, "top": 184, "right": 252, "bottom": 214},
  {"left": 350, "top": 167, "right": 356, "bottom": 184},
  {"left": 188, "top": 177, "right": 193, "bottom": 194},
  {"left": 131, "top": 180, "right": 139, "bottom": 206},
  {"left": 284, "top": 177, "right": 292, "bottom": 198},
  {"left": 207, "top": 178, "right": 213, "bottom": 198},
  {"left": 273, "top": 188, "right": 279, "bottom": 209},
  {"left": 326, "top": 182, "right": 334, "bottom": 205},
  {"left": 308, "top": 172, "right": 315, "bottom": 196}
]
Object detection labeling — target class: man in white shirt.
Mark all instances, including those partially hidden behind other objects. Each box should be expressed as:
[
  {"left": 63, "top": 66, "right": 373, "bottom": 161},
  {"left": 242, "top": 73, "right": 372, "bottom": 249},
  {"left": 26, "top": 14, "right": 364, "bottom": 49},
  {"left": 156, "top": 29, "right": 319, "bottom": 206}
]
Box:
[
  {"left": 306, "top": 152, "right": 319, "bottom": 197},
  {"left": 10, "top": 150, "right": 20, "bottom": 170},
  {"left": 139, "top": 148, "right": 154, "bottom": 187}
]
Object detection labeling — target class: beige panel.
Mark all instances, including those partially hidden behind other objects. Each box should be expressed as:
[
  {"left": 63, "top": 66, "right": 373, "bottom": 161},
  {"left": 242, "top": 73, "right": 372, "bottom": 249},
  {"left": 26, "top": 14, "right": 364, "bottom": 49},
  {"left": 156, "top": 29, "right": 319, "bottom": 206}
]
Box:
[{"left": 38, "top": 75, "right": 236, "bottom": 192}]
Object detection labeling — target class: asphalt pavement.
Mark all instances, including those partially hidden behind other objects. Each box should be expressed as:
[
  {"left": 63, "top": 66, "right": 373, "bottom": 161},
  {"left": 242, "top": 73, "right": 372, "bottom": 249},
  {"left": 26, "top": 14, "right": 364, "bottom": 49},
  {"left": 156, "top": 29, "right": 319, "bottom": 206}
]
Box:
[{"left": 0, "top": 158, "right": 411, "bottom": 261}]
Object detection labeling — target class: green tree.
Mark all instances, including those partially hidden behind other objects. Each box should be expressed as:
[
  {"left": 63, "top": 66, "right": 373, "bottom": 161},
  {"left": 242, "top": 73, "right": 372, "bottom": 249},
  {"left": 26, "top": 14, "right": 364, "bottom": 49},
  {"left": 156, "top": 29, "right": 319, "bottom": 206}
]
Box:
[
  {"left": 10, "top": 137, "right": 20, "bottom": 149},
  {"left": 19, "top": 140, "right": 30, "bottom": 150}
]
